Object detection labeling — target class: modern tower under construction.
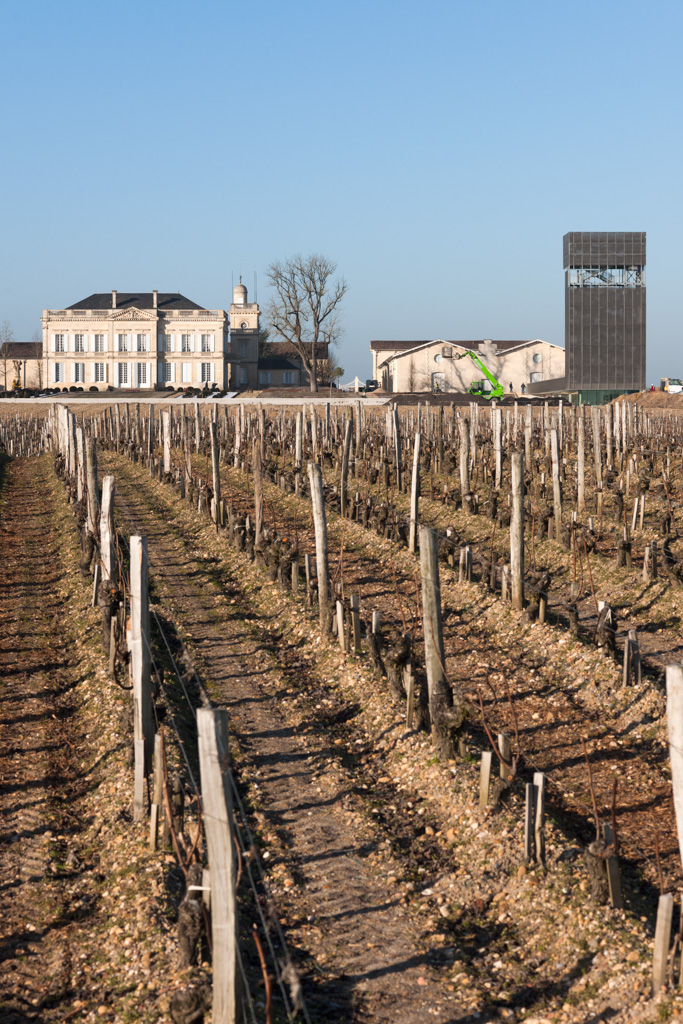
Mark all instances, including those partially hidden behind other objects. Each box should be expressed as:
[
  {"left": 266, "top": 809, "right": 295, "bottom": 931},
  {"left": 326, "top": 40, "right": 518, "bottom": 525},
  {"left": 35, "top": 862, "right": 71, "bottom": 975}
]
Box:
[{"left": 564, "top": 231, "right": 646, "bottom": 403}]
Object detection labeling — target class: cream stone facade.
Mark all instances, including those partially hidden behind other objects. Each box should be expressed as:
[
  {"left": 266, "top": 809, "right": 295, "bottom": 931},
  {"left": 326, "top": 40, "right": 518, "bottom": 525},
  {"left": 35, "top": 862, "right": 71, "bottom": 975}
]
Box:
[
  {"left": 372, "top": 338, "right": 565, "bottom": 394},
  {"left": 42, "top": 290, "right": 233, "bottom": 390},
  {"left": 228, "top": 282, "right": 260, "bottom": 390}
]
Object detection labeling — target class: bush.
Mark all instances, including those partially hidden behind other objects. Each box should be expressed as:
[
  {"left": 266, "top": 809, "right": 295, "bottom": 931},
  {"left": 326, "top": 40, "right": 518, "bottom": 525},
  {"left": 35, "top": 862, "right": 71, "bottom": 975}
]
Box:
[
  {"left": 89, "top": 386, "right": 99, "bottom": 392},
  {"left": 165, "top": 385, "right": 174, "bottom": 391},
  {"left": 62, "top": 387, "right": 69, "bottom": 393},
  {"left": 107, "top": 385, "right": 114, "bottom": 392}
]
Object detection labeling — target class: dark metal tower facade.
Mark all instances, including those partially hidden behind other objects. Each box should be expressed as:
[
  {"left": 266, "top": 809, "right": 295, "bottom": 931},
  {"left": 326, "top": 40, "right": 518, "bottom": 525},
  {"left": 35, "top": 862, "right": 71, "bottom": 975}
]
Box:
[{"left": 564, "top": 231, "right": 646, "bottom": 400}]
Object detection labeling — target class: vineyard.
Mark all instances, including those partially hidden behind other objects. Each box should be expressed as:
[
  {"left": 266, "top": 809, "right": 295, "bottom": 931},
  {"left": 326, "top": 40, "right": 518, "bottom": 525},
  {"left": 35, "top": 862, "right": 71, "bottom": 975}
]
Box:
[{"left": 2, "top": 394, "right": 683, "bottom": 1024}]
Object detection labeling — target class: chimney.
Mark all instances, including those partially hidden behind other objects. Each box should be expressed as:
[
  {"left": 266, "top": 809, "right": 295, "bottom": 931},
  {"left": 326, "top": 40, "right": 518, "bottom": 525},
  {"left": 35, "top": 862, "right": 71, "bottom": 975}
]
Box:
[
  {"left": 152, "top": 289, "right": 158, "bottom": 309},
  {"left": 112, "top": 289, "right": 117, "bottom": 309}
]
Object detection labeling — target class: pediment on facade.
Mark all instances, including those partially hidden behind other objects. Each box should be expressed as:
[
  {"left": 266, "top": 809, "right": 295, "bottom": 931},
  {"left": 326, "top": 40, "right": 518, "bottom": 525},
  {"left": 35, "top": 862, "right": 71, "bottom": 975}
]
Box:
[{"left": 110, "top": 307, "right": 157, "bottom": 321}]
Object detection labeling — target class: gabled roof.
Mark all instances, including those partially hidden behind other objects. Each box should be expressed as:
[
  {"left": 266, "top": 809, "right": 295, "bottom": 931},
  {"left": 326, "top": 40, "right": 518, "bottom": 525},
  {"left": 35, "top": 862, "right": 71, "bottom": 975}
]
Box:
[
  {"left": 376, "top": 338, "right": 563, "bottom": 369},
  {"left": 371, "top": 339, "right": 546, "bottom": 353},
  {"left": 67, "top": 292, "right": 205, "bottom": 311},
  {"left": 0, "top": 341, "right": 42, "bottom": 359}
]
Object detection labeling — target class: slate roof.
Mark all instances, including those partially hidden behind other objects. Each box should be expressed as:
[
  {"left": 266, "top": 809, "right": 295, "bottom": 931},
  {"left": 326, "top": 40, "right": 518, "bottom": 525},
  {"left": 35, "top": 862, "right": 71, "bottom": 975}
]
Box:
[
  {"left": 0, "top": 341, "right": 42, "bottom": 359},
  {"left": 258, "top": 357, "right": 300, "bottom": 371},
  {"left": 262, "top": 341, "right": 329, "bottom": 360},
  {"left": 67, "top": 292, "right": 205, "bottom": 311}
]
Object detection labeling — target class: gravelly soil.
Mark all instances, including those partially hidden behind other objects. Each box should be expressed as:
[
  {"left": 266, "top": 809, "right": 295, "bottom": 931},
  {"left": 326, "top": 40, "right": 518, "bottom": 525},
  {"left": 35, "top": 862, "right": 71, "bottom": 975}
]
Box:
[
  {"left": 110, "top": 456, "right": 467, "bottom": 1023},
  {"left": 0, "top": 455, "right": 86, "bottom": 1020},
  {"left": 105, "top": 449, "right": 683, "bottom": 1024},
  {"left": 186, "top": 445, "right": 682, "bottom": 896},
  {"left": 0, "top": 457, "right": 207, "bottom": 1024}
]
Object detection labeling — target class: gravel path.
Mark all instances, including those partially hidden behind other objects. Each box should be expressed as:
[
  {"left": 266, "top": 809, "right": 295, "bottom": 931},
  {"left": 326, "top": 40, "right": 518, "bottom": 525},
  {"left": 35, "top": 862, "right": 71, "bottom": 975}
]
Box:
[{"left": 111, "top": 458, "right": 466, "bottom": 1023}]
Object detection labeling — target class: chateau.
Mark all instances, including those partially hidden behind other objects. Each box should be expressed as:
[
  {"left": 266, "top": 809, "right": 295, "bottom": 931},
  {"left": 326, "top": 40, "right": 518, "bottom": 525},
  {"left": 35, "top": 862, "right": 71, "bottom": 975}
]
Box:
[{"left": 41, "top": 284, "right": 260, "bottom": 390}]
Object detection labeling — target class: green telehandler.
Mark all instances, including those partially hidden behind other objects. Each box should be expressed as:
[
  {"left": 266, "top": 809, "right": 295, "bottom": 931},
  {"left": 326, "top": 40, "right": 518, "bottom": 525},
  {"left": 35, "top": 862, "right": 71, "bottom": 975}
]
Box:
[{"left": 454, "top": 350, "right": 505, "bottom": 400}]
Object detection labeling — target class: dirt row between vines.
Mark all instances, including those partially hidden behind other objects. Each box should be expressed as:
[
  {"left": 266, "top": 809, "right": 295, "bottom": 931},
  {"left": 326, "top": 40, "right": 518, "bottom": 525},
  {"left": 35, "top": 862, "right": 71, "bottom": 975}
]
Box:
[
  {"left": 181, "top": 446, "right": 682, "bottom": 896},
  {"left": 105, "top": 449, "right": 679, "bottom": 1023},
  {"left": 0, "top": 455, "right": 205, "bottom": 1023}
]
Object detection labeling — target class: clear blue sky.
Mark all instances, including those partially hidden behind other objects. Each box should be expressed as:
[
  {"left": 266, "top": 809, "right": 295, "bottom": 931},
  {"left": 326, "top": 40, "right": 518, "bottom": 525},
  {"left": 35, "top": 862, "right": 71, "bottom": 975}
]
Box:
[{"left": 1, "top": 0, "right": 680, "bottom": 384}]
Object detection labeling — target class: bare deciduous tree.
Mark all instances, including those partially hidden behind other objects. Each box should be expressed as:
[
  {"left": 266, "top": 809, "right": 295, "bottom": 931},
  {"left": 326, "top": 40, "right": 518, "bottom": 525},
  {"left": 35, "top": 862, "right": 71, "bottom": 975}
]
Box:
[
  {"left": 408, "top": 358, "right": 417, "bottom": 393},
  {"left": 0, "top": 321, "right": 14, "bottom": 391},
  {"left": 266, "top": 254, "right": 347, "bottom": 393}
]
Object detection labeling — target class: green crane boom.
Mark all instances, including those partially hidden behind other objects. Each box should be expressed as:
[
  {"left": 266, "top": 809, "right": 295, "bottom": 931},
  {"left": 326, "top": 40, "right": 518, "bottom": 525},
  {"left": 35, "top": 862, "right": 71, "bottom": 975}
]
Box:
[{"left": 454, "top": 350, "right": 504, "bottom": 401}]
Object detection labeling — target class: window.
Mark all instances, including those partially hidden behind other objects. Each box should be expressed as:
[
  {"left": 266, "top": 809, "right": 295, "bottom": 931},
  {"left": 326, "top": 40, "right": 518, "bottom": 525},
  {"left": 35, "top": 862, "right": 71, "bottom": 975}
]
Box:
[
  {"left": 159, "top": 362, "right": 173, "bottom": 383},
  {"left": 94, "top": 363, "right": 106, "bottom": 383},
  {"left": 568, "top": 266, "right": 644, "bottom": 288},
  {"left": 94, "top": 334, "right": 106, "bottom": 352},
  {"left": 74, "top": 362, "right": 85, "bottom": 383},
  {"left": 135, "top": 363, "right": 148, "bottom": 386},
  {"left": 200, "top": 362, "right": 214, "bottom": 383},
  {"left": 53, "top": 362, "right": 64, "bottom": 383},
  {"left": 283, "top": 371, "right": 295, "bottom": 385},
  {"left": 201, "top": 334, "right": 212, "bottom": 353},
  {"left": 530, "top": 371, "right": 542, "bottom": 383},
  {"left": 163, "top": 334, "right": 173, "bottom": 352},
  {"left": 532, "top": 353, "right": 542, "bottom": 364},
  {"left": 182, "top": 362, "right": 192, "bottom": 383},
  {"left": 181, "top": 334, "right": 193, "bottom": 352},
  {"left": 238, "top": 367, "right": 248, "bottom": 387},
  {"left": 239, "top": 341, "right": 248, "bottom": 358},
  {"left": 136, "top": 334, "right": 148, "bottom": 352},
  {"left": 74, "top": 333, "right": 85, "bottom": 353},
  {"left": 54, "top": 334, "right": 65, "bottom": 353},
  {"left": 258, "top": 370, "right": 271, "bottom": 386},
  {"left": 118, "top": 363, "right": 129, "bottom": 386},
  {"left": 117, "top": 334, "right": 129, "bottom": 352}
]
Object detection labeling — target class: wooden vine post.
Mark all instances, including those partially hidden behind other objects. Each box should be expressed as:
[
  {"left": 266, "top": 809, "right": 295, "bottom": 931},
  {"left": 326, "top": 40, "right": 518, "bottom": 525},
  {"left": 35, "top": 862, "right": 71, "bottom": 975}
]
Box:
[
  {"left": 340, "top": 418, "right": 353, "bottom": 517},
  {"left": 393, "top": 405, "right": 402, "bottom": 491},
  {"left": 130, "top": 536, "right": 154, "bottom": 807},
  {"left": 100, "top": 474, "right": 115, "bottom": 581},
  {"left": 252, "top": 439, "right": 263, "bottom": 547},
  {"left": 210, "top": 420, "right": 221, "bottom": 524},
  {"left": 409, "top": 431, "right": 421, "bottom": 554},
  {"left": 162, "top": 410, "right": 171, "bottom": 474},
  {"left": 85, "top": 437, "right": 99, "bottom": 536},
  {"left": 197, "top": 707, "right": 240, "bottom": 1023},
  {"left": 459, "top": 417, "right": 470, "bottom": 497},
  {"left": 308, "top": 462, "right": 331, "bottom": 629},
  {"left": 419, "top": 525, "right": 466, "bottom": 758},
  {"left": 295, "top": 410, "right": 303, "bottom": 494},
  {"left": 666, "top": 663, "right": 683, "bottom": 871},
  {"left": 493, "top": 406, "right": 503, "bottom": 489},
  {"left": 510, "top": 452, "right": 525, "bottom": 610},
  {"left": 550, "top": 428, "right": 562, "bottom": 528}
]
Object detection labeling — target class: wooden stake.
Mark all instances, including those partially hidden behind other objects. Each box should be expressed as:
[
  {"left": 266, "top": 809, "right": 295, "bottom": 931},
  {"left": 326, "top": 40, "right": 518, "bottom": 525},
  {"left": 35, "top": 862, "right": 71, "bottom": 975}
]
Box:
[
  {"left": 197, "top": 708, "right": 240, "bottom": 1023},
  {"left": 479, "top": 751, "right": 492, "bottom": 810},
  {"left": 524, "top": 783, "right": 537, "bottom": 862},
  {"left": 652, "top": 893, "right": 674, "bottom": 995},
  {"left": 533, "top": 771, "right": 545, "bottom": 864},
  {"left": 602, "top": 822, "right": 623, "bottom": 909},
  {"left": 409, "top": 431, "right": 421, "bottom": 554},
  {"left": 510, "top": 452, "right": 525, "bottom": 610},
  {"left": 130, "top": 536, "right": 153, "bottom": 775},
  {"left": 667, "top": 664, "right": 683, "bottom": 875},
  {"left": 308, "top": 462, "right": 331, "bottom": 629}
]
